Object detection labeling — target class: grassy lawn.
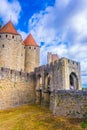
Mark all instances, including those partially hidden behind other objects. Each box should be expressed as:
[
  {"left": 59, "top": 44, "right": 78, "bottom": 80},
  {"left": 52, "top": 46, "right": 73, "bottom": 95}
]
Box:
[{"left": 0, "top": 105, "right": 86, "bottom": 130}]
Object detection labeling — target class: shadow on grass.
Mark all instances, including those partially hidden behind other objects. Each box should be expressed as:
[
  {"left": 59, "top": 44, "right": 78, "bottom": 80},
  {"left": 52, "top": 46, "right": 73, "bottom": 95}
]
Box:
[{"left": 68, "top": 118, "right": 83, "bottom": 125}]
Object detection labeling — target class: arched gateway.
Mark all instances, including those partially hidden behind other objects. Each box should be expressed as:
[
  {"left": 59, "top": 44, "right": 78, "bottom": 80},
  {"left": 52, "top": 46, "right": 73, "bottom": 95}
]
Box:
[{"left": 69, "top": 72, "right": 78, "bottom": 90}]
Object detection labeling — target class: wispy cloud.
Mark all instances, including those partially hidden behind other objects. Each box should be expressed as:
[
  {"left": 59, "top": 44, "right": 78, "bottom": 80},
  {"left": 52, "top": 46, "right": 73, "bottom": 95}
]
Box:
[
  {"left": 0, "top": 0, "right": 21, "bottom": 24},
  {"left": 18, "top": 29, "right": 28, "bottom": 40},
  {"left": 28, "top": 0, "right": 87, "bottom": 86}
]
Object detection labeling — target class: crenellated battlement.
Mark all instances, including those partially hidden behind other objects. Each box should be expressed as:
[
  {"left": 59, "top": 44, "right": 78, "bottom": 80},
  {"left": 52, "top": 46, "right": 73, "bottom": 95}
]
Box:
[
  {"left": 0, "top": 21, "right": 84, "bottom": 117},
  {"left": 0, "top": 66, "right": 36, "bottom": 109},
  {"left": 35, "top": 57, "right": 80, "bottom": 73},
  {"left": 0, "top": 67, "right": 35, "bottom": 82}
]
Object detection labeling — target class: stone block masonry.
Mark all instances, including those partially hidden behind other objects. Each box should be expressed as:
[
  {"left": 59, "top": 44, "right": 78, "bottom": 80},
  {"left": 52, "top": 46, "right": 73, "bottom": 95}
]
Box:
[
  {"left": 0, "top": 33, "right": 25, "bottom": 71},
  {"left": 0, "top": 57, "right": 85, "bottom": 118},
  {"left": 0, "top": 67, "right": 36, "bottom": 109},
  {"left": 0, "top": 21, "right": 85, "bottom": 117},
  {"left": 50, "top": 90, "right": 87, "bottom": 117}
]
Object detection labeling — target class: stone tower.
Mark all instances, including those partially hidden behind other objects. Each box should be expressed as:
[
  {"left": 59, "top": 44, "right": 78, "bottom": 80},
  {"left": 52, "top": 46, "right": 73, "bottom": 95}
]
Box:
[
  {"left": 23, "top": 34, "right": 40, "bottom": 72},
  {"left": 0, "top": 21, "right": 25, "bottom": 71},
  {"left": 47, "top": 52, "right": 59, "bottom": 64}
]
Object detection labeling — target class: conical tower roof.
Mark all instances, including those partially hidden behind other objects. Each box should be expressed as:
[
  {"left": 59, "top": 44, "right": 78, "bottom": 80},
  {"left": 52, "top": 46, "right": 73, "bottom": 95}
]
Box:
[
  {"left": 23, "top": 34, "right": 39, "bottom": 47},
  {"left": 0, "top": 21, "right": 19, "bottom": 35}
]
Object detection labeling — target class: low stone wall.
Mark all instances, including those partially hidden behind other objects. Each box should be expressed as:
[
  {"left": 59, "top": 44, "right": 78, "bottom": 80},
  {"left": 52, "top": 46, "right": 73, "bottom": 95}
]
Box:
[
  {"left": 0, "top": 68, "right": 36, "bottom": 109},
  {"left": 50, "top": 90, "right": 87, "bottom": 117}
]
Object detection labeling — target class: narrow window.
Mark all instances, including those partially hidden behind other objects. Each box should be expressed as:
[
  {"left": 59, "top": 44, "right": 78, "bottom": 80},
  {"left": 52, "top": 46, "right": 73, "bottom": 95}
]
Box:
[
  {"left": 29, "top": 47, "right": 31, "bottom": 49},
  {"left": 10, "top": 70, "right": 12, "bottom": 74},
  {"left": 27, "top": 73, "right": 29, "bottom": 77},
  {"left": 12, "top": 35, "right": 14, "bottom": 39},
  {"left": 2, "top": 44, "right": 4, "bottom": 48},
  {"left": 0, "top": 35, "right": 1, "bottom": 38},
  {"left": 6, "top": 35, "right": 8, "bottom": 38},
  {"left": 20, "top": 72, "right": 21, "bottom": 75},
  {"left": 1, "top": 67, "right": 3, "bottom": 71},
  {"left": 34, "top": 47, "right": 36, "bottom": 50}
]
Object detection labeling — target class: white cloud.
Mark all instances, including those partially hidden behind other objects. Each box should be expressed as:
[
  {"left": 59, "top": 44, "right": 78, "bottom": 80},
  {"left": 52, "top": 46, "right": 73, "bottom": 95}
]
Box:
[
  {"left": 18, "top": 30, "right": 28, "bottom": 40},
  {"left": 0, "top": 0, "right": 21, "bottom": 24},
  {"left": 28, "top": 0, "right": 87, "bottom": 87}
]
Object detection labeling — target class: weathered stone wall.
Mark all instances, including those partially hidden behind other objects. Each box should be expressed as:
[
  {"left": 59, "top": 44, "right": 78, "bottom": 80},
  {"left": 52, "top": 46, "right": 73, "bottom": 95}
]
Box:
[
  {"left": 0, "top": 54, "right": 83, "bottom": 116},
  {"left": 0, "top": 68, "right": 36, "bottom": 109},
  {"left": 35, "top": 58, "right": 82, "bottom": 106},
  {"left": 62, "top": 58, "right": 82, "bottom": 90},
  {"left": 0, "top": 33, "right": 25, "bottom": 71},
  {"left": 35, "top": 60, "right": 63, "bottom": 91},
  {"left": 35, "top": 58, "right": 81, "bottom": 91},
  {"left": 50, "top": 90, "right": 87, "bottom": 117},
  {"left": 25, "top": 46, "right": 40, "bottom": 73}
]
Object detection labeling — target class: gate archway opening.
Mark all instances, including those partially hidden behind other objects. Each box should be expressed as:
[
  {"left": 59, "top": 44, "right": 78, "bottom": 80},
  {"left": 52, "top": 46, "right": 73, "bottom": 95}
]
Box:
[
  {"left": 45, "top": 73, "right": 51, "bottom": 89},
  {"left": 36, "top": 74, "right": 42, "bottom": 104},
  {"left": 69, "top": 72, "right": 78, "bottom": 90},
  {"left": 37, "top": 74, "right": 42, "bottom": 89}
]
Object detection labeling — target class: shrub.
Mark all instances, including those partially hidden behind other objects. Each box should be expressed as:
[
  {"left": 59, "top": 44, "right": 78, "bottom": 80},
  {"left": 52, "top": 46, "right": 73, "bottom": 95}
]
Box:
[{"left": 81, "top": 112, "right": 87, "bottom": 129}]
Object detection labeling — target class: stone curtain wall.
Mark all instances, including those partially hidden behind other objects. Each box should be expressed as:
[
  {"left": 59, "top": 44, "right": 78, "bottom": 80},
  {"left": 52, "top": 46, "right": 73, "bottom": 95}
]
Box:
[
  {"left": 0, "top": 68, "right": 36, "bottom": 109},
  {"left": 50, "top": 90, "right": 87, "bottom": 117}
]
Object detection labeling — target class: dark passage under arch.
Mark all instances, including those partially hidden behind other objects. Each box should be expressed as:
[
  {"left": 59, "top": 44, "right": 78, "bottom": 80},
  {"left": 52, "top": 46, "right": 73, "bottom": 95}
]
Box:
[{"left": 69, "top": 72, "right": 78, "bottom": 90}]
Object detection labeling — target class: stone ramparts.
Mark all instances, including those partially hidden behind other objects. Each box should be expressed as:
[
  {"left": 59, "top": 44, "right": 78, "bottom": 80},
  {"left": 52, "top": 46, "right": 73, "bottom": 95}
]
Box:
[
  {"left": 0, "top": 67, "right": 36, "bottom": 109},
  {"left": 51, "top": 90, "right": 87, "bottom": 117}
]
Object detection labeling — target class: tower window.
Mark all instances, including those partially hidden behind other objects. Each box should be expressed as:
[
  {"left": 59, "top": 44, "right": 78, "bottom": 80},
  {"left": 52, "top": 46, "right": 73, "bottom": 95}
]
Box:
[
  {"left": 24, "top": 47, "right": 25, "bottom": 49},
  {"left": 29, "top": 47, "right": 31, "bottom": 49},
  {"left": 34, "top": 47, "right": 36, "bottom": 50},
  {"left": 20, "top": 72, "right": 21, "bottom": 75},
  {"left": 27, "top": 73, "right": 29, "bottom": 77},
  {"left": 2, "top": 44, "right": 4, "bottom": 48},
  {"left": 1, "top": 67, "right": 3, "bottom": 71},
  {"left": 12, "top": 35, "right": 14, "bottom": 39},
  {"left": 0, "top": 35, "right": 1, "bottom": 38},
  {"left": 6, "top": 35, "right": 8, "bottom": 38},
  {"left": 10, "top": 70, "right": 12, "bottom": 74}
]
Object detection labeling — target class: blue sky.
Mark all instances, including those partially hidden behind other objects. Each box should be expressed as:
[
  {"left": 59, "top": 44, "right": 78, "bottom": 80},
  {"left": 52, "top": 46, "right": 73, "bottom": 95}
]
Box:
[
  {"left": 0, "top": 0, "right": 87, "bottom": 88},
  {"left": 17, "top": 0, "right": 55, "bottom": 32}
]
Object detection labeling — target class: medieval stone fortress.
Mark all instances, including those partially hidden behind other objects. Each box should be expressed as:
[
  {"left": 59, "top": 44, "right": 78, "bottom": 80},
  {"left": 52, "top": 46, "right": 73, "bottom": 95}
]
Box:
[{"left": 0, "top": 21, "right": 87, "bottom": 117}]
